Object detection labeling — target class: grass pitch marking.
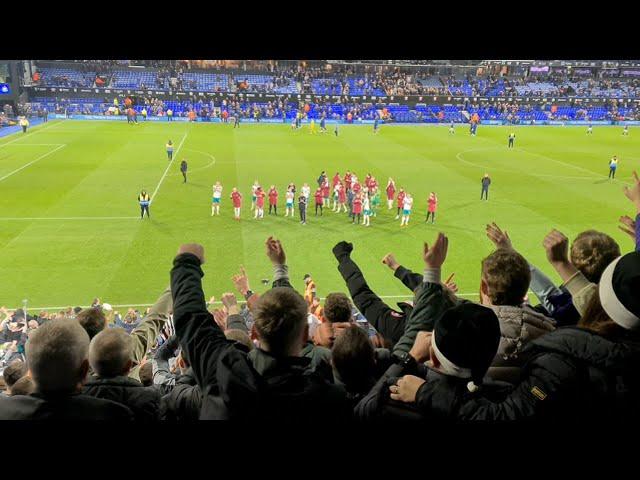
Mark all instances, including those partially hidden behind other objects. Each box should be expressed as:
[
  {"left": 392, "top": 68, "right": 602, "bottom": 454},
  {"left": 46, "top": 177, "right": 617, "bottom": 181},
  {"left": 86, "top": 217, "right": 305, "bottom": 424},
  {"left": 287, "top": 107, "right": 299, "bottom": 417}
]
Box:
[
  {"left": 150, "top": 132, "right": 188, "bottom": 203},
  {"left": 0, "top": 144, "right": 67, "bottom": 183},
  {"left": 0, "top": 216, "right": 138, "bottom": 221},
  {"left": 23, "top": 293, "right": 498, "bottom": 311},
  {"left": 0, "top": 121, "right": 63, "bottom": 148}
]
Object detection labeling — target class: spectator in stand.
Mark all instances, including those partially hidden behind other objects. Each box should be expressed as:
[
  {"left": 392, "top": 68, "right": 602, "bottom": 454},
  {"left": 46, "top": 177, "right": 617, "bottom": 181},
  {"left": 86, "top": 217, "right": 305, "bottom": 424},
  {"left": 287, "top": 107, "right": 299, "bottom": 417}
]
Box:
[
  {"left": 1, "top": 359, "right": 27, "bottom": 397},
  {"left": 0, "top": 319, "right": 133, "bottom": 420},
  {"left": 170, "top": 238, "right": 351, "bottom": 420},
  {"left": 76, "top": 287, "right": 172, "bottom": 382},
  {"left": 486, "top": 222, "right": 620, "bottom": 327},
  {"left": 83, "top": 328, "right": 161, "bottom": 421},
  {"left": 332, "top": 241, "right": 455, "bottom": 349},
  {"left": 413, "top": 248, "right": 640, "bottom": 422}
]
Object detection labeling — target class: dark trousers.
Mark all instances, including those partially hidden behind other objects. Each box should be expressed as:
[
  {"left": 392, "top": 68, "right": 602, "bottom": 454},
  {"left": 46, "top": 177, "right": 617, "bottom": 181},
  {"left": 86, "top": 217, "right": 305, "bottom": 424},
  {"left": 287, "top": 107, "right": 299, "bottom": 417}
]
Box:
[
  {"left": 140, "top": 205, "right": 150, "bottom": 218},
  {"left": 315, "top": 204, "right": 322, "bottom": 215},
  {"left": 508, "top": 140, "right": 514, "bottom": 148},
  {"left": 609, "top": 168, "right": 616, "bottom": 179},
  {"left": 182, "top": 171, "right": 187, "bottom": 183},
  {"left": 352, "top": 213, "right": 361, "bottom": 224},
  {"left": 269, "top": 204, "right": 277, "bottom": 215},
  {"left": 167, "top": 151, "right": 173, "bottom": 160},
  {"left": 22, "top": 126, "right": 27, "bottom": 133},
  {"left": 299, "top": 206, "right": 306, "bottom": 223},
  {"left": 481, "top": 188, "right": 489, "bottom": 200},
  {"left": 335, "top": 255, "right": 422, "bottom": 348},
  {"left": 426, "top": 212, "right": 436, "bottom": 222}
]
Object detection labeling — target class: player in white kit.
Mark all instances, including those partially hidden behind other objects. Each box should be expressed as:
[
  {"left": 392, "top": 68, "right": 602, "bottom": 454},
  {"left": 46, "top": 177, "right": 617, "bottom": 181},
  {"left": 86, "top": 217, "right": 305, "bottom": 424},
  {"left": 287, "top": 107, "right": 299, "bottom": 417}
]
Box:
[
  {"left": 211, "top": 182, "right": 223, "bottom": 216},
  {"left": 400, "top": 193, "right": 414, "bottom": 226}
]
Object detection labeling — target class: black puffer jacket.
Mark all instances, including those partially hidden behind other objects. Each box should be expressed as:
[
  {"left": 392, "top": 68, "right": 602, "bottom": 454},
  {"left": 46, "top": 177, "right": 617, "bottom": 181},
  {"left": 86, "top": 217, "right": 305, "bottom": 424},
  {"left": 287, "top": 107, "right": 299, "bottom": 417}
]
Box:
[
  {"left": 83, "top": 375, "right": 161, "bottom": 421},
  {"left": 443, "top": 327, "right": 640, "bottom": 423}
]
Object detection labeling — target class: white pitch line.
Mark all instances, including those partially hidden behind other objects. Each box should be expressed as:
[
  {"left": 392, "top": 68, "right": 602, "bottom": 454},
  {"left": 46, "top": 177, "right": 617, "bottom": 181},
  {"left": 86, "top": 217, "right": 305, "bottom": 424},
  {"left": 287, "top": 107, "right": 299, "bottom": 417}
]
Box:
[
  {"left": 0, "top": 144, "right": 66, "bottom": 183},
  {"left": 22, "top": 293, "right": 491, "bottom": 311},
  {"left": 6, "top": 143, "right": 66, "bottom": 147},
  {"left": 150, "top": 132, "right": 188, "bottom": 203},
  {"left": 0, "top": 216, "right": 138, "bottom": 221},
  {"left": 0, "top": 121, "right": 62, "bottom": 148}
]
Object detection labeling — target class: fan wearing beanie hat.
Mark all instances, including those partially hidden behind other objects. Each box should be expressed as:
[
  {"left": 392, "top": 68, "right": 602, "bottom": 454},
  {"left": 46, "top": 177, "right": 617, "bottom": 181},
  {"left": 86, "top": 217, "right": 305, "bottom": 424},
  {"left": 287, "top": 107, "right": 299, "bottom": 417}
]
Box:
[
  {"left": 598, "top": 251, "right": 640, "bottom": 330},
  {"left": 384, "top": 303, "right": 504, "bottom": 414},
  {"left": 431, "top": 303, "right": 502, "bottom": 392}
]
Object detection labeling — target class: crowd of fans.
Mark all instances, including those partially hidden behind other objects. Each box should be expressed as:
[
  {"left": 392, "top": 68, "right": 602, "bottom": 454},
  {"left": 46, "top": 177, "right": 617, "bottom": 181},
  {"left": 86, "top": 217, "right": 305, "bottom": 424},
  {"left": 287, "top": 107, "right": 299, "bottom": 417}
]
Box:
[
  {"left": 30, "top": 61, "right": 640, "bottom": 99},
  {"left": 1, "top": 166, "right": 639, "bottom": 421}
]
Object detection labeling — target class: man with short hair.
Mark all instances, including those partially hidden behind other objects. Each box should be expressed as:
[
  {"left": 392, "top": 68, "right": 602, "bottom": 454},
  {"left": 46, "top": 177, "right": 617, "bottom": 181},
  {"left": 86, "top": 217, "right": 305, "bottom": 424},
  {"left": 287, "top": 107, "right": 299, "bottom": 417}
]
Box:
[
  {"left": 83, "top": 328, "right": 160, "bottom": 421},
  {"left": 481, "top": 174, "right": 491, "bottom": 200},
  {"left": 76, "top": 287, "right": 172, "bottom": 382},
  {"left": 1, "top": 359, "right": 27, "bottom": 396},
  {"left": 0, "top": 319, "right": 133, "bottom": 420},
  {"left": 169, "top": 238, "right": 350, "bottom": 420}
]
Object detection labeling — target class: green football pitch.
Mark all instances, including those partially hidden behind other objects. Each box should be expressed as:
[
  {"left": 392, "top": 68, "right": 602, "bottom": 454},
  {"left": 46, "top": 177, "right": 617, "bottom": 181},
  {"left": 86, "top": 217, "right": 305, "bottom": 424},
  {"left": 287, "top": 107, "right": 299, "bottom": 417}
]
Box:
[{"left": 0, "top": 120, "right": 636, "bottom": 311}]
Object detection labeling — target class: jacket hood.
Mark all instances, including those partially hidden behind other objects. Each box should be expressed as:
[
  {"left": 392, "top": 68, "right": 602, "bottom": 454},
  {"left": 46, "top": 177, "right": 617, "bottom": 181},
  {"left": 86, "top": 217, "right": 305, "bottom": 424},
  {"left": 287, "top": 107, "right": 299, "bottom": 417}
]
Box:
[
  {"left": 490, "top": 304, "right": 556, "bottom": 362},
  {"left": 531, "top": 327, "right": 640, "bottom": 370}
]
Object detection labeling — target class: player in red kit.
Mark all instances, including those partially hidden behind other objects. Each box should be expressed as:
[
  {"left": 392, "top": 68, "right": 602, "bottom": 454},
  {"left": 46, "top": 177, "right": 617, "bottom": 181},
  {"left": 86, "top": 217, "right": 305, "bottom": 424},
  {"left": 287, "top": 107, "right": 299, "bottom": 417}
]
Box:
[
  {"left": 337, "top": 183, "right": 347, "bottom": 212},
  {"left": 369, "top": 176, "right": 378, "bottom": 192},
  {"left": 386, "top": 177, "right": 396, "bottom": 209},
  {"left": 426, "top": 191, "right": 438, "bottom": 224},
  {"left": 344, "top": 171, "right": 353, "bottom": 191},
  {"left": 332, "top": 172, "right": 341, "bottom": 187},
  {"left": 254, "top": 187, "right": 266, "bottom": 219},
  {"left": 395, "top": 188, "right": 406, "bottom": 219},
  {"left": 352, "top": 192, "right": 363, "bottom": 225},
  {"left": 268, "top": 185, "right": 279, "bottom": 215},
  {"left": 314, "top": 187, "right": 324, "bottom": 216},
  {"left": 352, "top": 180, "right": 362, "bottom": 195},
  {"left": 231, "top": 188, "right": 242, "bottom": 220},
  {"left": 321, "top": 180, "right": 330, "bottom": 207}
]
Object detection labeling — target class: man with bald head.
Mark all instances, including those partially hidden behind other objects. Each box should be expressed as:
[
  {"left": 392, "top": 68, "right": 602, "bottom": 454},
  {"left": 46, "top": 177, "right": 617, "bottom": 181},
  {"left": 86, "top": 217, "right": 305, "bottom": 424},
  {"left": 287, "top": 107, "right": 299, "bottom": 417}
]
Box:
[
  {"left": 83, "top": 328, "right": 160, "bottom": 421},
  {"left": 0, "top": 319, "right": 133, "bottom": 420}
]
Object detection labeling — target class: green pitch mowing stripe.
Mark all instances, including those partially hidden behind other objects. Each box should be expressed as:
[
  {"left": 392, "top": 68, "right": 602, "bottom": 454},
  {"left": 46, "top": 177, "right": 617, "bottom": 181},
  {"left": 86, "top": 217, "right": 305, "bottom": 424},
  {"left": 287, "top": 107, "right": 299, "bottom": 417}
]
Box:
[{"left": 0, "top": 121, "right": 635, "bottom": 309}]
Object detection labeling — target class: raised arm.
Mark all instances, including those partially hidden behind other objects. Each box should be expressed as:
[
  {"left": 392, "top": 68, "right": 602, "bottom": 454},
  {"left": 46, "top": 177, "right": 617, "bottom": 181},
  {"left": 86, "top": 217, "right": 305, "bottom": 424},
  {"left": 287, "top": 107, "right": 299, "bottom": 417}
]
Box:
[
  {"left": 266, "top": 236, "right": 294, "bottom": 289},
  {"left": 171, "top": 244, "right": 228, "bottom": 389},
  {"left": 382, "top": 253, "right": 423, "bottom": 292},
  {"left": 542, "top": 230, "right": 595, "bottom": 316},
  {"left": 128, "top": 286, "right": 173, "bottom": 380},
  {"left": 152, "top": 334, "right": 180, "bottom": 395},
  {"left": 393, "top": 233, "right": 458, "bottom": 356},
  {"left": 620, "top": 170, "right": 640, "bottom": 252}
]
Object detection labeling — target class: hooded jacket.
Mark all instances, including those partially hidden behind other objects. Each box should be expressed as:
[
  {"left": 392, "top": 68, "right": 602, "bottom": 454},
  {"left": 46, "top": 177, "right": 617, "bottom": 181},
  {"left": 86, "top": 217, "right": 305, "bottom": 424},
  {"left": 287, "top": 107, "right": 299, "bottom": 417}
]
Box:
[{"left": 488, "top": 304, "right": 556, "bottom": 383}]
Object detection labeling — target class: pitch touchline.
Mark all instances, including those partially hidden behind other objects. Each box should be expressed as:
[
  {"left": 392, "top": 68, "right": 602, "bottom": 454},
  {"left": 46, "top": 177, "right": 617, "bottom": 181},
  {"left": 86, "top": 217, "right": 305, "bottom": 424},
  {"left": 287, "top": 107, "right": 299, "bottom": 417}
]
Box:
[
  {"left": 21, "top": 294, "right": 490, "bottom": 311},
  {"left": 0, "top": 216, "right": 139, "bottom": 220},
  {"left": 0, "top": 121, "right": 62, "bottom": 148},
  {"left": 150, "top": 132, "right": 188, "bottom": 202},
  {"left": 0, "top": 144, "right": 67, "bottom": 183}
]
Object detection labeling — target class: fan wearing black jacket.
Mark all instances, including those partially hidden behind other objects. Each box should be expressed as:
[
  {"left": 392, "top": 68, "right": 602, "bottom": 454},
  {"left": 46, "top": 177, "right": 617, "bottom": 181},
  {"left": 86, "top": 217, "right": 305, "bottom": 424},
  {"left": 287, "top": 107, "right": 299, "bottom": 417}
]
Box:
[
  {"left": 83, "top": 328, "right": 161, "bottom": 421},
  {"left": 332, "top": 241, "right": 424, "bottom": 348},
  {"left": 355, "top": 233, "right": 513, "bottom": 421},
  {"left": 170, "top": 238, "right": 351, "bottom": 421}
]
